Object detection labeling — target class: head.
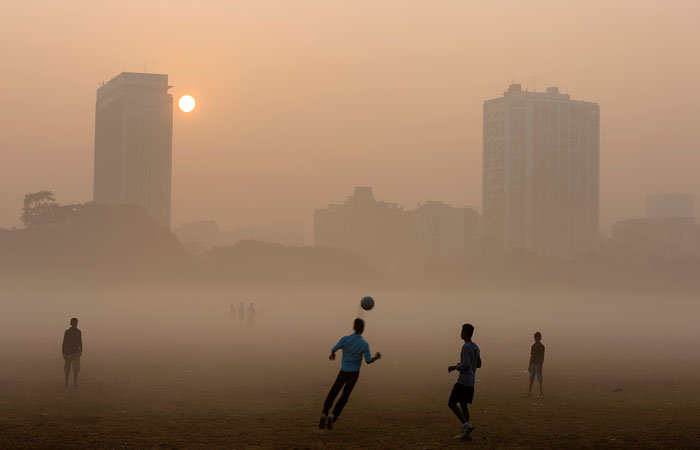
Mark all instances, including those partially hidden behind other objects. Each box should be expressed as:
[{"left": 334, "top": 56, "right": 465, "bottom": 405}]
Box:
[
  {"left": 461, "top": 323, "right": 474, "bottom": 341},
  {"left": 70, "top": 317, "right": 78, "bottom": 328},
  {"left": 534, "top": 331, "right": 542, "bottom": 342},
  {"left": 353, "top": 318, "right": 365, "bottom": 335}
]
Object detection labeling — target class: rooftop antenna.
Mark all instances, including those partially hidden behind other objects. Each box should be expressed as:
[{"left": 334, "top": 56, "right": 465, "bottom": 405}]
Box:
[
  {"left": 533, "top": 76, "right": 536, "bottom": 92},
  {"left": 144, "top": 59, "right": 147, "bottom": 73}
]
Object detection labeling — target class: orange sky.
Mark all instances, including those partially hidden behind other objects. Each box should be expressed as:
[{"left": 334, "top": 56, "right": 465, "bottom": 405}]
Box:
[{"left": 2, "top": 0, "right": 699, "bottom": 236}]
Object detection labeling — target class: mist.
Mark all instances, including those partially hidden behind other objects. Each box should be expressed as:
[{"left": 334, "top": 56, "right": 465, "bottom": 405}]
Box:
[
  {"left": 3, "top": 1, "right": 700, "bottom": 448},
  {"left": 3, "top": 1, "right": 700, "bottom": 233}
]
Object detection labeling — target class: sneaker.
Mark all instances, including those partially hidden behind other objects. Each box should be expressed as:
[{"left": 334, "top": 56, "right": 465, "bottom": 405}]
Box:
[
  {"left": 326, "top": 414, "right": 335, "bottom": 430},
  {"left": 455, "top": 424, "right": 474, "bottom": 440},
  {"left": 318, "top": 414, "right": 327, "bottom": 429}
]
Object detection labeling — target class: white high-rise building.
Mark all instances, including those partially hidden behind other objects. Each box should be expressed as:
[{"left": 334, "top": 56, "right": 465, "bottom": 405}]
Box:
[
  {"left": 93, "top": 72, "right": 173, "bottom": 227},
  {"left": 482, "top": 84, "right": 599, "bottom": 257}
]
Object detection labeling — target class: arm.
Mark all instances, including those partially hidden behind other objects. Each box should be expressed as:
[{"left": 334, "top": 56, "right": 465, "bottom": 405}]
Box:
[
  {"left": 364, "top": 343, "right": 381, "bottom": 364},
  {"left": 62, "top": 331, "right": 67, "bottom": 357},
  {"left": 329, "top": 336, "right": 345, "bottom": 360},
  {"left": 455, "top": 346, "right": 471, "bottom": 372},
  {"left": 78, "top": 331, "right": 83, "bottom": 355},
  {"left": 449, "top": 346, "right": 470, "bottom": 373},
  {"left": 367, "top": 352, "right": 381, "bottom": 364}
]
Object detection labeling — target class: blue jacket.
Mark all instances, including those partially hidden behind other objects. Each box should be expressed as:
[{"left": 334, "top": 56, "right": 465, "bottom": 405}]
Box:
[{"left": 332, "top": 333, "right": 372, "bottom": 372}]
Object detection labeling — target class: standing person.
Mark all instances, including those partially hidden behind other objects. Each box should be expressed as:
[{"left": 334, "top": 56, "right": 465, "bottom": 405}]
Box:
[
  {"left": 319, "top": 318, "right": 381, "bottom": 430},
  {"left": 247, "top": 302, "right": 256, "bottom": 328},
  {"left": 238, "top": 302, "right": 245, "bottom": 327},
  {"left": 62, "top": 317, "right": 83, "bottom": 389},
  {"left": 527, "top": 331, "right": 545, "bottom": 398},
  {"left": 447, "top": 323, "right": 481, "bottom": 440}
]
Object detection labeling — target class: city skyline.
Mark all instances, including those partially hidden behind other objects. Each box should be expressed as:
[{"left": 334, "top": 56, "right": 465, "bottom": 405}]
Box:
[{"left": 2, "top": 1, "right": 700, "bottom": 233}]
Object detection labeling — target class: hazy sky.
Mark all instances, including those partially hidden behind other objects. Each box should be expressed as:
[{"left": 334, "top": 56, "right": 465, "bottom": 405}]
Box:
[{"left": 2, "top": 0, "right": 699, "bottom": 234}]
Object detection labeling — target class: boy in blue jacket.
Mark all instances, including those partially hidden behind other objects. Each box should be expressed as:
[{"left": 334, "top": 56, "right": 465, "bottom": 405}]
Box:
[{"left": 319, "top": 318, "right": 381, "bottom": 430}]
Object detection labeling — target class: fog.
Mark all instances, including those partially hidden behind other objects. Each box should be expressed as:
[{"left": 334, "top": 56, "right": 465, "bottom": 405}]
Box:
[{"left": 5, "top": 285, "right": 699, "bottom": 371}]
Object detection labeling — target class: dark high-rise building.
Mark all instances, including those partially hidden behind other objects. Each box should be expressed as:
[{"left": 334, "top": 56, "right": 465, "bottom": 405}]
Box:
[
  {"left": 93, "top": 72, "right": 173, "bottom": 227},
  {"left": 482, "top": 84, "right": 599, "bottom": 257}
]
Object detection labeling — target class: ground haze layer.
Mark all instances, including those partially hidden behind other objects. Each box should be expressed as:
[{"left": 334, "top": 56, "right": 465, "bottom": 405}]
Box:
[{"left": 1, "top": 286, "right": 699, "bottom": 449}]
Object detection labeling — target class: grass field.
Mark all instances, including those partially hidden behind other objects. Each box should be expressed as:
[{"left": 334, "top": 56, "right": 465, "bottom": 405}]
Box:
[
  {"left": 2, "top": 286, "right": 700, "bottom": 449},
  {"left": 2, "top": 354, "right": 700, "bottom": 449}
]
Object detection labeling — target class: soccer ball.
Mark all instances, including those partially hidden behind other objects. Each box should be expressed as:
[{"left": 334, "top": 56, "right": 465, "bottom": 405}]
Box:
[{"left": 360, "top": 296, "right": 375, "bottom": 311}]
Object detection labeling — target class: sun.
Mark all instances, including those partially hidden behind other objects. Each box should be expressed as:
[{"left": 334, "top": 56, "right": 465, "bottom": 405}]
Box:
[{"left": 178, "top": 95, "right": 196, "bottom": 112}]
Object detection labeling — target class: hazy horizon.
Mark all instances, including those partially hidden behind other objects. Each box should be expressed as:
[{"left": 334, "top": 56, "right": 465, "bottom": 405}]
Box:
[{"left": 2, "top": 0, "right": 700, "bottom": 235}]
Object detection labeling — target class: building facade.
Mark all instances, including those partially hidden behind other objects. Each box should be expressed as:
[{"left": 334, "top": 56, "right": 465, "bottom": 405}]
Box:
[
  {"left": 406, "top": 201, "right": 478, "bottom": 256},
  {"left": 314, "top": 187, "right": 405, "bottom": 257},
  {"left": 483, "top": 84, "right": 599, "bottom": 257},
  {"left": 93, "top": 72, "right": 173, "bottom": 227},
  {"left": 314, "top": 187, "right": 477, "bottom": 258}
]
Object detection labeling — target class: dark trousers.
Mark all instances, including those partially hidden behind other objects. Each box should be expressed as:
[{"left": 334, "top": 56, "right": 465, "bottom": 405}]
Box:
[{"left": 323, "top": 370, "right": 360, "bottom": 418}]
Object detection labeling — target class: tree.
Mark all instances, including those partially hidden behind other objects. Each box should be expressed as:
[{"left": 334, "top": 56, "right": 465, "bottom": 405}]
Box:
[{"left": 20, "top": 190, "right": 67, "bottom": 230}]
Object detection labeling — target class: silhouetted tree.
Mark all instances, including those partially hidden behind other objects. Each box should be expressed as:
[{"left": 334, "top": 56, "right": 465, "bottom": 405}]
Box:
[{"left": 20, "top": 190, "right": 66, "bottom": 230}]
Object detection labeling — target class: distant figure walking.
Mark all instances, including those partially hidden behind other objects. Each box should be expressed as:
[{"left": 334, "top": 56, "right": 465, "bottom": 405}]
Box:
[
  {"left": 319, "top": 318, "right": 381, "bottom": 430},
  {"left": 62, "top": 317, "right": 83, "bottom": 389},
  {"left": 238, "top": 302, "right": 245, "bottom": 327},
  {"left": 527, "top": 331, "right": 545, "bottom": 398},
  {"left": 247, "top": 302, "right": 256, "bottom": 328},
  {"left": 229, "top": 304, "right": 236, "bottom": 321},
  {"left": 447, "top": 323, "right": 481, "bottom": 440}
]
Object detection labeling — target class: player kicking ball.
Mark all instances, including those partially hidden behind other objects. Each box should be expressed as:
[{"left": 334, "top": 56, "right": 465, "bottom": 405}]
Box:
[
  {"left": 447, "top": 323, "right": 481, "bottom": 440},
  {"left": 319, "top": 318, "right": 381, "bottom": 430}
]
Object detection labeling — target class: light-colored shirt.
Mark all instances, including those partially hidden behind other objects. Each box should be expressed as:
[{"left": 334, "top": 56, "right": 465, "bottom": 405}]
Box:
[
  {"left": 332, "top": 333, "right": 371, "bottom": 372},
  {"left": 455, "top": 341, "right": 481, "bottom": 386}
]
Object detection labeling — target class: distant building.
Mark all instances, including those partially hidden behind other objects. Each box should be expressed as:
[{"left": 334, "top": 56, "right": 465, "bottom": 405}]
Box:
[
  {"left": 314, "top": 187, "right": 405, "bottom": 257},
  {"left": 482, "top": 84, "right": 599, "bottom": 257},
  {"left": 646, "top": 194, "right": 695, "bottom": 220},
  {"left": 407, "top": 201, "right": 478, "bottom": 256},
  {"left": 314, "top": 187, "right": 477, "bottom": 258},
  {"left": 93, "top": 72, "right": 173, "bottom": 227},
  {"left": 611, "top": 217, "right": 700, "bottom": 259}
]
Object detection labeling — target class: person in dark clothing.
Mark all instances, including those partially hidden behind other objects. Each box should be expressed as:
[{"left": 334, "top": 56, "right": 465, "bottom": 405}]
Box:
[
  {"left": 247, "top": 302, "right": 256, "bottom": 328},
  {"left": 62, "top": 318, "right": 82, "bottom": 389},
  {"left": 527, "top": 331, "right": 545, "bottom": 398},
  {"left": 238, "top": 302, "right": 245, "bottom": 327},
  {"left": 448, "top": 323, "right": 482, "bottom": 440},
  {"left": 319, "top": 318, "right": 381, "bottom": 430}
]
